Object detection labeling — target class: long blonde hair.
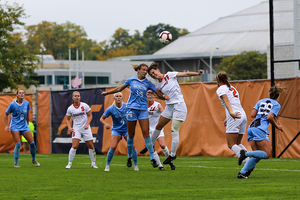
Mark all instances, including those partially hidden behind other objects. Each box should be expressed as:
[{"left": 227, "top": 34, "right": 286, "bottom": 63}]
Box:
[
  {"left": 113, "top": 92, "right": 123, "bottom": 106},
  {"left": 269, "top": 84, "right": 285, "bottom": 100}
]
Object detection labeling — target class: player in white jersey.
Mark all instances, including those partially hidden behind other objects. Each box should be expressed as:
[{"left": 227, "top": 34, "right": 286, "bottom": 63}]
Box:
[
  {"left": 140, "top": 90, "right": 176, "bottom": 170},
  {"left": 65, "top": 91, "right": 97, "bottom": 169},
  {"left": 147, "top": 62, "right": 203, "bottom": 164},
  {"left": 216, "top": 71, "right": 249, "bottom": 165}
]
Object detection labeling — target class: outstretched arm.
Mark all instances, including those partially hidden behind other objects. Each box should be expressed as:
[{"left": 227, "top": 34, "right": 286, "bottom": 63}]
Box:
[
  {"left": 155, "top": 89, "right": 170, "bottom": 101},
  {"left": 176, "top": 69, "right": 203, "bottom": 77},
  {"left": 101, "top": 84, "right": 126, "bottom": 96}
]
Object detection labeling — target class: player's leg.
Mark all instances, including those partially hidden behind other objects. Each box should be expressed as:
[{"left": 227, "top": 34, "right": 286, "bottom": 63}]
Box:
[
  {"left": 11, "top": 131, "right": 21, "bottom": 167},
  {"left": 126, "top": 120, "right": 137, "bottom": 167},
  {"left": 86, "top": 140, "right": 97, "bottom": 168},
  {"left": 23, "top": 131, "right": 40, "bottom": 167},
  {"left": 105, "top": 135, "right": 121, "bottom": 171},
  {"left": 139, "top": 118, "right": 158, "bottom": 168},
  {"left": 66, "top": 138, "right": 80, "bottom": 169}
]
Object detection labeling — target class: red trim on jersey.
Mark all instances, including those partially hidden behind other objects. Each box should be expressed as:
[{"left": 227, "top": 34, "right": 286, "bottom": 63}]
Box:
[
  {"left": 73, "top": 102, "right": 81, "bottom": 109},
  {"left": 159, "top": 74, "right": 165, "bottom": 83},
  {"left": 148, "top": 101, "right": 155, "bottom": 108}
]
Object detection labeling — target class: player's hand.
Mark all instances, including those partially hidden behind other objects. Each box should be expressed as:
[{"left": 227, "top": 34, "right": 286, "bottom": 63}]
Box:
[
  {"left": 230, "top": 112, "right": 241, "bottom": 119},
  {"left": 223, "top": 119, "right": 227, "bottom": 126},
  {"left": 164, "top": 95, "right": 170, "bottom": 101},
  {"left": 104, "top": 124, "right": 111, "bottom": 130},
  {"left": 68, "top": 127, "right": 74, "bottom": 133},
  {"left": 4, "top": 126, "right": 10, "bottom": 133},
  {"left": 277, "top": 125, "right": 283, "bottom": 131},
  {"left": 101, "top": 91, "right": 107, "bottom": 96},
  {"left": 198, "top": 69, "right": 203, "bottom": 75},
  {"left": 84, "top": 124, "right": 89, "bottom": 129}
]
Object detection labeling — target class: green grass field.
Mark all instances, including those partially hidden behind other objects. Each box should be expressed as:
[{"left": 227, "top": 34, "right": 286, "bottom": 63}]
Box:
[{"left": 0, "top": 153, "right": 299, "bottom": 200}]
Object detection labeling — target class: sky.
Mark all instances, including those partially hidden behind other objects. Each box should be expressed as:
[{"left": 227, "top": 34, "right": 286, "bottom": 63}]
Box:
[{"left": 5, "top": 0, "right": 264, "bottom": 43}]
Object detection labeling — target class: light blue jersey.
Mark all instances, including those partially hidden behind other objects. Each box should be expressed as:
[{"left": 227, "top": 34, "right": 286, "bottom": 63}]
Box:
[
  {"left": 249, "top": 98, "right": 281, "bottom": 134},
  {"left": 103, "top": 102, "right": 128, "bottom": 132},
  {"left": 124, "top": 76, "right": 157, "bottom": 111},
  {"left": 6, "top": 100, "right": 31, "bottom": 132}
]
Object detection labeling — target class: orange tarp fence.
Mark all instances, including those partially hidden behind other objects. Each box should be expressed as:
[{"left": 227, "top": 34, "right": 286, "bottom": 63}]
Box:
[{"left": 1, "top": 78, "right": 299, "bottom": 158}]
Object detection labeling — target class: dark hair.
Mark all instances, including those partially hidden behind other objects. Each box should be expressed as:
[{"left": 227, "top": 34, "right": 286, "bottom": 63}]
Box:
[
  {"left": 148, "top": 62, "right": 159, "bottom": 73},
  {"left": 131, "top": 63, "right": 148, "bottom": 71},
  {"left": 269, "top": 84, "right": 285, "bottom": 100},
  {"left": 216, "top": 71, "right": 230, "bottom": 88}
]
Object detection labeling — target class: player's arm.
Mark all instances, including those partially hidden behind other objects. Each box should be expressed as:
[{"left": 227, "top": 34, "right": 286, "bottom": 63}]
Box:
[
  {"left": 250, "top": 109, "right": 257, "bottom": 118},
  {"left": 100, "top": 115, "right": 111, "bottom": 130},
  {"left": 176, "top": 69, "right": 203, "bottom": 77},
  {"left": 4, "top": 112, "right": 10, "bottom": 132},
  {"left": 85, "top": 110, "right": 93, "bottom": 129},
  {"left": 101, "top": 84, "right": 126, "bottom": 96},
  {"left": 157, "top": 104, "right": 164, "bottom": 113},
  {"left": 267, "top": 113, "right": 283, "bottom": 131},
  {"left": 26, "top": 111, "right": 30, "bottom": 124},
  {"left": 66, "top": 115, "right": 74, "bottom": 133},
  {"left": 220, "top": 94, "right": 241, "bottom": 119},
  {"left": 155, "top": 89, "right": 170, "bottom": 101}
]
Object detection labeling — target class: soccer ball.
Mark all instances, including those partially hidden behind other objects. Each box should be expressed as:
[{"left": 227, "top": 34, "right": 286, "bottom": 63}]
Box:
[{"left": 159, "top": 31, "right": 172, "bottom": 44}]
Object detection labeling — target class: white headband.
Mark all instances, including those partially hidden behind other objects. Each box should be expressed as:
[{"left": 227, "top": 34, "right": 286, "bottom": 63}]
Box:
[{"left": 113, "top": 92, "right": 123, "bottom": 97}]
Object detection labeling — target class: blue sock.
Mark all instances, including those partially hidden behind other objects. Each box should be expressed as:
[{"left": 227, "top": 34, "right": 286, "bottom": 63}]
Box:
[
  {"left": 14, "top": 142, "right": 21, "bottom": 164},
  {"left": 240, "top": 157, "right": 260, "bottom": 174},
  {"left": 127, "top": 137, "right": 134, "bottom": 158},
  {"left": 246, "top": 150, "right": 267, "bottom": 159},
  {"left": 29, "top": 142, "right": 36, "bottom": 160},
  {"left": 106, "top": 148, "right": 115, "bottom": 166},
  {"left": 145, "top": 137, "right": 155, "bottom": 160},
  {"left": 132, "top": 148, "right": 138, "bottom": 166}
]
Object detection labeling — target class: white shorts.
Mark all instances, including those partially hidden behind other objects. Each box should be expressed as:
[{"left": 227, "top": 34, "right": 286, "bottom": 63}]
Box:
[
  {"left": 149, "top": 128, "right": 165, "bottom": 140},
  {"left": 161, "top": 102, "right": 187, "bottom": 121},
  {"left": 72, "top": 127, "right": 93, "bottom": 141},
  {"left": 226, "top": 113, "right": 247, "bottom": 134}
]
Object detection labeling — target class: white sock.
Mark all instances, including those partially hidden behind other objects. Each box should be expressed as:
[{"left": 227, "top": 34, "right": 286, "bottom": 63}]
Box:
[
  {"left": 151, "top": 129, "right": 161, "bottom": 144},
  {"left": 231, "top": 144, "right": 242, "bottom": 158},
  {"left": 162, "top": 146, "right": 170, "bottom": 157},
  {"left": 154, "top": 151, "right": 163, "bottom": 167},
  {"left": 68, "top": 147, "right": 77, "bottom": 163},
  {"left": 171, "top": 132, "right": 179, "bottom": 157},
  {"left": 89, "top": 148, "right": 96, "bottom": 163}
]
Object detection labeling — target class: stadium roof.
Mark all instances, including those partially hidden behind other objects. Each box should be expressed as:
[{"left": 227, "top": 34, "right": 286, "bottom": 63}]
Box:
[{"left": 110, "top": 0, "right": 293, "bottom": 61}]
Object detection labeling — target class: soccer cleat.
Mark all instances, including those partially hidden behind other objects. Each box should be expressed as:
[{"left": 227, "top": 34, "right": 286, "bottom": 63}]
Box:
[
  {"left": 134, "top": 166, "right": 139, "bottom": 171},
  {"left": 32, "top": 160, "right": 40, "bottom": 167},
  {"left": 91, "top": 163, "right": 98, "bottom": 168},
  {"left": 238, "top": 150, "right": 247, "bottom": 166},
  {"left": 127, "top": 157, "right": 132, "bottom": 167},
  {"left": 65, "top": 163, "right": 72, "bottom": 169},
  {"left": 150, "top": 159, "right": 159, "bottom": 168},
  {"left": 237, "top": 172, "right": 248, "bottom": 179},
  {"left": 139, "top": 147, "right": 148, "bottom": 154},
  {"left": 169, "top": 162, "right": 176, "bottom": 170},
  {"left": 104, "top": 165, "right": 110, "bottom": 171},
  {"left": 163, "top": 155, "right": 177, "bottom": 164},
  {"left": 159, "top": 166, "right": 165, "bottom": 171},
  {"left": 245, "top": 167, "right": 255, "bottom": 177},
  {"left": 14, "top": 163, "right": 20, "bottom": 168}
]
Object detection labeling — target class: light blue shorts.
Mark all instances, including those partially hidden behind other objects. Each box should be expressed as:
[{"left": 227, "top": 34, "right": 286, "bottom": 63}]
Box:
[
  {"left": 126, "top": 108, "right": 148, "bottom": 121},
  {"left": 247, "top": 127, "right": 269, "bottom": 142},
  {"left": 111, "top": 130, "right": 128, "bottom": 138},
  {"left": 10, "top": 127, "right": 31, "bottom": 135}
]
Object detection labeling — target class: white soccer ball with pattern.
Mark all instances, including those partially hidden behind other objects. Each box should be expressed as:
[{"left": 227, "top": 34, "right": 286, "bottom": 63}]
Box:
[{"left": 159, "top": 31, "right": 172, "bottom": 44}]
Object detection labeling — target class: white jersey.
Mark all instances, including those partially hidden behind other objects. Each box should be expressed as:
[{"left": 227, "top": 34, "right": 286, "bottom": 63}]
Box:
[
  {"left": 66, "top": 102, "right": 91, "bottom": 130},
  {"left": 157, "top": 72, "right": 184, "bottom": 104},
  {"left": 216, "top": 84, "right": 246, "bottom": 120},
  {"left": 148, "top": 101, "right": 161, "bottom": 132}
]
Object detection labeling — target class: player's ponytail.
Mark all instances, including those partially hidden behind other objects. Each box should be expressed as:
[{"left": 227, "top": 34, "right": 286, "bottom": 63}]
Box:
[
  {"left": 269, "top": 83, "right": 285, "bottom": 100},
  {"left": 217, "top": 71, "right": 231, "bottom": 88}
]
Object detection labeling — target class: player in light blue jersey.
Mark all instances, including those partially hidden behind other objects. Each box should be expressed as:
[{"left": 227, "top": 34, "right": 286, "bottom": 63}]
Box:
[
  {"left": 101, "top": 63, "right": 170, "bottom": 169},
  {"left": 237, "top": 84, "right": 285, "bottom": 179},
  {"left": 4, "top": 89, "right": 40, "bottom": 168},
  {"left": 100, "top": 92, "right": 139, "bottom": 171}
]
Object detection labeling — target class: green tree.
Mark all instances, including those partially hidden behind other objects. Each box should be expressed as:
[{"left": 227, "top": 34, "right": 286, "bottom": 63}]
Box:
[
  {"left": 25, "top": 21, "right": 97, "bottom": 60},
  {"left": 0, "top": 1, "right": 39, "bottom": 92},
  {"left": 216, "top": 51, "right": 267, "bottom": 80}
]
